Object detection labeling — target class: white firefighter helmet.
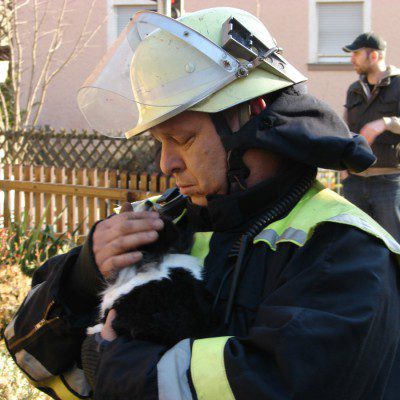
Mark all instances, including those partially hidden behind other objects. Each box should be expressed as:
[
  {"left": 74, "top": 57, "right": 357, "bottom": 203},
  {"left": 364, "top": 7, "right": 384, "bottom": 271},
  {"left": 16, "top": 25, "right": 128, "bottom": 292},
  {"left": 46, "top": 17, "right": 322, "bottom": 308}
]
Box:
[{"left": 77, "top": 7, "right": 307, "bottom": 138}]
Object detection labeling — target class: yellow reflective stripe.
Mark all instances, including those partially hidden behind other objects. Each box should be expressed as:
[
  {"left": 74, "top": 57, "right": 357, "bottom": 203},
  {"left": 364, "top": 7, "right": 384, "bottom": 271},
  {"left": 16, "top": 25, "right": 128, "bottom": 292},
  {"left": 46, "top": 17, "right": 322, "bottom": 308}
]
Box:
[
  {"left": 190, "top": 232, "right": 212, "bottom": 264},
  {"left": 31, "top": 375, "right": 90, "bottom": 400},
  {"left": 191, "top": 336, "right": 235, "bottom": 400},
  {"left": 254, "top": 227, "right": 307, "bottom": 250},
  {"left": 255, "top": 180, "right": 400, "bottom": 255}
]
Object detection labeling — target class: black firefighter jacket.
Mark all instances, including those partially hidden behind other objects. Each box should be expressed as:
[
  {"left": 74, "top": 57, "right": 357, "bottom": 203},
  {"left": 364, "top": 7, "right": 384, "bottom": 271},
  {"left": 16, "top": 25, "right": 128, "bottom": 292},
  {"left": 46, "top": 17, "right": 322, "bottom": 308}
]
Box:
[{"left": 4, "top": 169, "right": 400, "bottom": 400}]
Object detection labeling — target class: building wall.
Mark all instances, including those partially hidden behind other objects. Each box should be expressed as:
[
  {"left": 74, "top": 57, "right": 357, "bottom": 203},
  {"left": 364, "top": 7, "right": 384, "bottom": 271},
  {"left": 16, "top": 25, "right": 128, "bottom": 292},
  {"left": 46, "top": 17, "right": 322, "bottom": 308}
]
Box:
[
  {"left": 16, "top": 0, "right": 108, "bottom": 130},
  {"left": 22, "top": 0, "right": 400, "bottom": 130},
  {"left": 40, "top": 0, "right": 108, "bottom": 131}
]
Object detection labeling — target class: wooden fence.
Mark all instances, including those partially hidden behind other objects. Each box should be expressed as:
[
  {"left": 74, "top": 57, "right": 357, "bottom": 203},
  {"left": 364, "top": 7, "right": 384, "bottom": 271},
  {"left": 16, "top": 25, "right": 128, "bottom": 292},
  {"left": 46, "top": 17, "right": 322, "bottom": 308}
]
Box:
[
  {"left": 0, "top": 164, "right": 175, "bottom": 238},
  {"left": 0, "top": 163, "right": 341, "bottom": 239}
]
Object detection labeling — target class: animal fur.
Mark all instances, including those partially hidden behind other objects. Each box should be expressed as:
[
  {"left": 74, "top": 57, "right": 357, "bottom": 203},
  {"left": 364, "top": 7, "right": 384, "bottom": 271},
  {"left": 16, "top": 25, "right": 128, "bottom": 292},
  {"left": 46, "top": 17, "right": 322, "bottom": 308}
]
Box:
[{"left": 87, "top": 216, "right": 211, "bottom": 346}]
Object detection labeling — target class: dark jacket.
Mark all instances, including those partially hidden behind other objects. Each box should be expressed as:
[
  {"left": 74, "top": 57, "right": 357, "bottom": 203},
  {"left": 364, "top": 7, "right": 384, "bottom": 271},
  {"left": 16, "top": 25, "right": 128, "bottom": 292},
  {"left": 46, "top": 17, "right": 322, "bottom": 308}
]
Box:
[
  {"left": 345, "top": 66, "right": 400, "bottom": 168},
  {"left": 4, "top": 170, "right": 400, "bottom": 400}
]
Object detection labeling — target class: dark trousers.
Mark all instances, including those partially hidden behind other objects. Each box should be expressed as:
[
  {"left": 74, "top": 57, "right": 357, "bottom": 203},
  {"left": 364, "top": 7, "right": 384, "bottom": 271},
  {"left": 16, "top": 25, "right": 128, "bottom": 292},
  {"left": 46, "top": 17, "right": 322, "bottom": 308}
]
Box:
[{"left": 343, "top": 174, "right": 400, "bottom": 243}]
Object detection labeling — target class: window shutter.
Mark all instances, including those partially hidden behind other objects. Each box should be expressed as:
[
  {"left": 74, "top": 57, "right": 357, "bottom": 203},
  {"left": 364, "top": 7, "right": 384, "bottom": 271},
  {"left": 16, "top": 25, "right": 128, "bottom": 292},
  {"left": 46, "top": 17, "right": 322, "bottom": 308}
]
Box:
[
  {"left": 317, "top": 2, "right": 363, "bottom": 62},
  {"left": 116, "top": 4, "right": 157, "bottom": 36}
]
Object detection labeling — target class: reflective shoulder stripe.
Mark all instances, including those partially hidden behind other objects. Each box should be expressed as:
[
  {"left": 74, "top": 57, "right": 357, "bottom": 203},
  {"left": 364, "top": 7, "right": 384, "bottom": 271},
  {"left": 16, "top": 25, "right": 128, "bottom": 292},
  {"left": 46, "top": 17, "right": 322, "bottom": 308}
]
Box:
[
  {"left": 191, "top": 336, "right": 234, "bottom": 400},
  {"left": 157, "top": 339, "right": 193, "bottom": 400},
  {"left": 254, "top": 181, "right": 400, "bottom": 254},
  {"left": 190, "top": 232, "right": 212, "bottom": 264},
  {"left": 329, "top": 213, "right": 400, "bottom": 254},
  {"left": 255, "top": 227, "right": 307, "bottom": 250}
]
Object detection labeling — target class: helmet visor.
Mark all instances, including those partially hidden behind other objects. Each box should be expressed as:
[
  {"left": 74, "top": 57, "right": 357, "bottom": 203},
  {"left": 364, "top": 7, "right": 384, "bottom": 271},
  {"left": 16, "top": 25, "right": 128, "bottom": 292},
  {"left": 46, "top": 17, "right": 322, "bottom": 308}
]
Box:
[{"left": 77, "top": 11, "right": 240, "bottom": 138}]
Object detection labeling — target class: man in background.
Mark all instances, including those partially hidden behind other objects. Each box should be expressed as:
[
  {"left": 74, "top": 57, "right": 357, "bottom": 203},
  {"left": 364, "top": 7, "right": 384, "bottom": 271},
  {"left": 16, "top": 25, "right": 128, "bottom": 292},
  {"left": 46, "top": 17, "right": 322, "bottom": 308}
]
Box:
[{"left": 343, "top": 32, "right": 400, "bottom": 242}]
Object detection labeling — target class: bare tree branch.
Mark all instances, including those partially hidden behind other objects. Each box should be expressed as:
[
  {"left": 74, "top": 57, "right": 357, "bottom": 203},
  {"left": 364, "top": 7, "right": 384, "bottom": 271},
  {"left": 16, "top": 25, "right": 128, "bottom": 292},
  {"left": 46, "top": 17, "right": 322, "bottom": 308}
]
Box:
[
  {"left": 14, "top": 0, "right": 32, "bottom": 12},
  {"left": 24, "top": 0, "right": 68, "bottom": 126},
  {"left": 25, "top": 0, "right": 39, "bottom": 117},
  {"left": 37, "top": 0, "right": 50, "bottom": 30},
  {"left": 3, "top": 0, "right": 104, "bottom": 130},
  {"left": 0, "top": 86, "right": 10, "bottom": 130},
  {"left": 45, "top": 0, "right": 100, "bottom": 83},
  {"left": 32, "top": 0, "right": 105, "bottom": 126},
  {"left": 10, "top": 0, "right": 23, "bottom": 129}
]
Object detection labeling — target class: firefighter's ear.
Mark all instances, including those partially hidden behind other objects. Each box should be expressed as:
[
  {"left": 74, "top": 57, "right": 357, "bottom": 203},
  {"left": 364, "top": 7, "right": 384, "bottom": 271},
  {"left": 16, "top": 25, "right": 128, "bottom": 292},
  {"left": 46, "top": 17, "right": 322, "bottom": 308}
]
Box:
[{"left": 250, "top": 97, "right": 267, "bottom": 116}]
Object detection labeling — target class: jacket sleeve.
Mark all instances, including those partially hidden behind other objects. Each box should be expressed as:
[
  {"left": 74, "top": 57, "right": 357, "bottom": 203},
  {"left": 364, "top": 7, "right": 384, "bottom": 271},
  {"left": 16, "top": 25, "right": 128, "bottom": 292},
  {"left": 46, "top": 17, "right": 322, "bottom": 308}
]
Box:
[
  {"left": 383, "top": 116, "right": 400, "bottom": 134},
  {"left": 4, "top": 225, "right": 105, "bottom": 400},
  {"left": 84, "top": 223, "right": 400, "bottom": 400}
]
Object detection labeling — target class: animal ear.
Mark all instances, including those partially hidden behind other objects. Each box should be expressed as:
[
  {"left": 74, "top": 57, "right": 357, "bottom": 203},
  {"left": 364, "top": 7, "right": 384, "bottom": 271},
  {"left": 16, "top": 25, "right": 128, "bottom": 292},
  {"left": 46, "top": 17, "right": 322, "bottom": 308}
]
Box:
[
  {"left": 120, "top": 202, "right": 134, "bottom": 213},
  {"left": 137, "top": 216, "right": 177, "bottom": 255},
  {"left": 158, "top": 217, "right": 180, "bottom": 244},
  {"left": 159, "top": 216, "right": 192, "bottom": 253}
]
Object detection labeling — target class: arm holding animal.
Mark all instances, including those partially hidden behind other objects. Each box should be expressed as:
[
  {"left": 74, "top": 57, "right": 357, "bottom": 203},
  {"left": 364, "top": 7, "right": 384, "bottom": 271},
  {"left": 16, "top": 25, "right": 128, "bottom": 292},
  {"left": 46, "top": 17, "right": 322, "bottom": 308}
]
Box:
[
  {"left": 3, "top": 207, "right": 167, "bottom": 399},
  {"left": 81, "top": 224, "right": 400, "bottom": 400}
]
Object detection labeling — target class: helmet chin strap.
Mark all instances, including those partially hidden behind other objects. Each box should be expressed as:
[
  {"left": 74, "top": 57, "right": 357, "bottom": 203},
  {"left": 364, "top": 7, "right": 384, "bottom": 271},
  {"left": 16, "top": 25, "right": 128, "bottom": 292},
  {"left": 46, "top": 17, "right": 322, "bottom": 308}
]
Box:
[
  {"left": 210, "top": 98, "right": 269, "bottom": 194},
  {"left": 209, "top": 110, "right": 250, "bottom": 194}
]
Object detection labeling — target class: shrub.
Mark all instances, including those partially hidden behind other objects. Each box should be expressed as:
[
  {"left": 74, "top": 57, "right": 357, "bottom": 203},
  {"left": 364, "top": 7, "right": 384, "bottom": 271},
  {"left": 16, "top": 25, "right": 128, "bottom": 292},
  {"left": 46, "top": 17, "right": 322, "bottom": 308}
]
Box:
[
  {"left": 0, "top": 263, "right": 31, "bottom": 339},
  {"left": 0, "top": 208, "right": 79, "bottom": 276},
  {"left": 0, "top": 210, "right": 79, "bottom": 337}
]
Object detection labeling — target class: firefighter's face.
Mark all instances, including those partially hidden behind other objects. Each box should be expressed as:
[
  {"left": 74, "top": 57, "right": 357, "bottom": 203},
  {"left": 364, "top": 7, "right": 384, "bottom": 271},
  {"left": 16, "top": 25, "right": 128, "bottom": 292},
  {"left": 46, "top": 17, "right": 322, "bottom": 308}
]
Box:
[{"left": 151, "top": 111, "right": 228, "bottom": 206}]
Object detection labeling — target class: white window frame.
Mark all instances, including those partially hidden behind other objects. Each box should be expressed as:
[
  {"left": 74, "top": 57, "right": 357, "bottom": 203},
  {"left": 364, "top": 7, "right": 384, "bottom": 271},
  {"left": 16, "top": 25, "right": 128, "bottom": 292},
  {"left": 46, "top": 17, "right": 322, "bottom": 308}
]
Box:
[
  {"left": 309, "top": 0, "right": 371, "bottom": 64},
  {"left": 107, "top": 0, "right": 160, "bottom": 47}
]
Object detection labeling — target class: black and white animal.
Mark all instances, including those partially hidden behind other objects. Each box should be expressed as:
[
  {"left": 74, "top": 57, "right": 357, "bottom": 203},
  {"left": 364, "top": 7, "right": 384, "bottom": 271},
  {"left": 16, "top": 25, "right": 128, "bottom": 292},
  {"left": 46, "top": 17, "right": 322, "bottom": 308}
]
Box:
[{"left": 87, "top": 204, "right": 211, "bottom": 346}]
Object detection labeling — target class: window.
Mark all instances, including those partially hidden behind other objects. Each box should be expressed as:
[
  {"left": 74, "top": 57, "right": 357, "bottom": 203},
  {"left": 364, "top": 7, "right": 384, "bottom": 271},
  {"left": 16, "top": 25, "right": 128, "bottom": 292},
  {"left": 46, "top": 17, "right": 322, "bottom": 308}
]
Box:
[
  {"left": 107, "top": 0, "right": 158, "bottom": 46},
  {"left": 0, "top": 46, "right": 10, "bottom": 83},
  {"left": 309, "top": 0, "right": 371, "bottom": 63}
]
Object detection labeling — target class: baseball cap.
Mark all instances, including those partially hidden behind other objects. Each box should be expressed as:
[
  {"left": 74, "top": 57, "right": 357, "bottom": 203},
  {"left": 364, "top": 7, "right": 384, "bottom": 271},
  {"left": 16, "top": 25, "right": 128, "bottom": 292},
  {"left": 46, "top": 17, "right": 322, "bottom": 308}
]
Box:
[{"left": 343, "top": 32, "right": 387, "bottom": 52}]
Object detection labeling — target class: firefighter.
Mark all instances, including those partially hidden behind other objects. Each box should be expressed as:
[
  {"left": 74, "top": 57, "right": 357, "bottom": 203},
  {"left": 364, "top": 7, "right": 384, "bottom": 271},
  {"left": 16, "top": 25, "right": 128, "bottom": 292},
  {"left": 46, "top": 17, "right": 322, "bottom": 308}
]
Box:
[{"left": 5, "top": 8, "right": 400, "bottom": 399}]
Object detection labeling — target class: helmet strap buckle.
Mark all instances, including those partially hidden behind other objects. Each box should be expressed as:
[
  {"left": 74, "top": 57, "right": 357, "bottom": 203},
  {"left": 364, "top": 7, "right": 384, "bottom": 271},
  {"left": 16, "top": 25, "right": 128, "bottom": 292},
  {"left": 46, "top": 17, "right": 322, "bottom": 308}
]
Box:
[
  {"left": 226, "top": 149, "right": 250, "bottom": 193},
  {"left": 210, "top": 112, "right": 250, "bottom": 193}
]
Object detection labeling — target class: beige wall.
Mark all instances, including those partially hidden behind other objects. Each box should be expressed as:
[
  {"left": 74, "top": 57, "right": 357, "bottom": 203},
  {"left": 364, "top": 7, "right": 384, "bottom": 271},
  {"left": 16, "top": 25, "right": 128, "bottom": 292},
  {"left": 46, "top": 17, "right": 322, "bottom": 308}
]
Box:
[
  {"left": 372, "top": 0, "right": 400, "bottom": 66},
  {"left": 20, "top": 0, "right": 400, "bottom": 130},
  {"left": 17, "top": 0, "right": 108, "bottom": 130},
  {"left": 37, "top": 0, "right": 108, "bottom": 130}
]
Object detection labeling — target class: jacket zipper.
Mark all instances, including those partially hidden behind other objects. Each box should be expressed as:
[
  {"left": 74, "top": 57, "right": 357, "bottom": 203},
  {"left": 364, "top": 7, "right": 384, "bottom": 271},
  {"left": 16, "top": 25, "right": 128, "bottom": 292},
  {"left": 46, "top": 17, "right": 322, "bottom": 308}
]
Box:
[{"left": 8, "top": 300, "right": 60, "bottom": 352}]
